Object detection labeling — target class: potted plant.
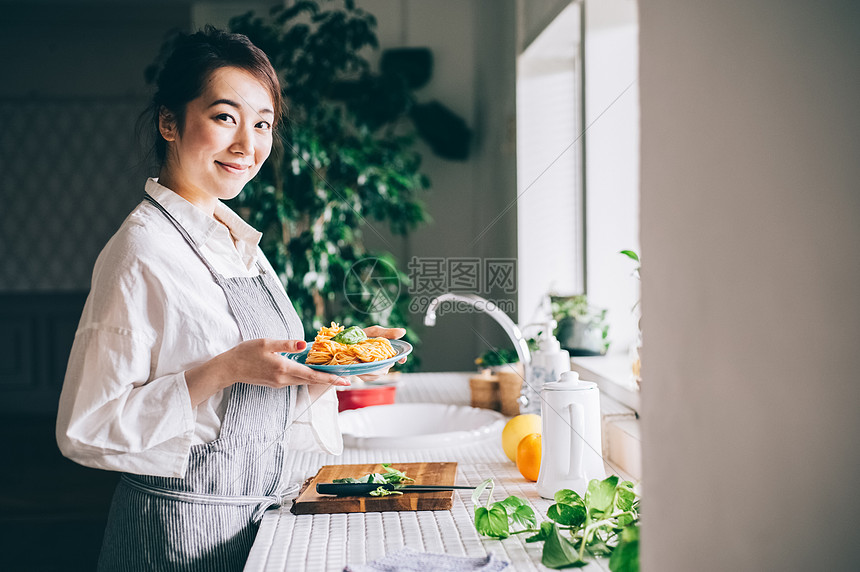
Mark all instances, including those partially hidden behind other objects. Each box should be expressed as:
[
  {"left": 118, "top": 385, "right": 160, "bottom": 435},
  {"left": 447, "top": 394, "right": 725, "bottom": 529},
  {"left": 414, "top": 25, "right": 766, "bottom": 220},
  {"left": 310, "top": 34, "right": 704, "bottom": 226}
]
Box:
[
  {"left": 474, "top": 340, "right": 538, "bottom": 372},
  {"left": 550, "top": 295, "right": 610, "bottom": 356}
]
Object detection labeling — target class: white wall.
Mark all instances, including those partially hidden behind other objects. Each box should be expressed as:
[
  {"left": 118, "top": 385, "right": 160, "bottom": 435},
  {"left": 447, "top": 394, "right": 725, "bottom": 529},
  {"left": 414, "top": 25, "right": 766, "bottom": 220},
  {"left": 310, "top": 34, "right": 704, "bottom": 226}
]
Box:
[{"left": 640, "top": 1, "right": 860, "bottom": 570}]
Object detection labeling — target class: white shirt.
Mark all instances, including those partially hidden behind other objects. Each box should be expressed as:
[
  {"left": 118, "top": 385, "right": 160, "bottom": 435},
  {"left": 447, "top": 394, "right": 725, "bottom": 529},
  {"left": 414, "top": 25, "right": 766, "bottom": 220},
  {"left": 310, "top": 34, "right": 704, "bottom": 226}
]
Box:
[{"left": 56, "top": 179, "right": 341, "bottom": 478}]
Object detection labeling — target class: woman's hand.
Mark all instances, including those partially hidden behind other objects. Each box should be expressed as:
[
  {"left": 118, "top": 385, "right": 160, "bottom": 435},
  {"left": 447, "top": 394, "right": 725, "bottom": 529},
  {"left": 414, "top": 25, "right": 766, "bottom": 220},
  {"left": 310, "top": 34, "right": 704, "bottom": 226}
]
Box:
[
  {"left": 357, "top": 325, "right": 408, "bottom": 382},
  {"left": 184, "top": 338, "right": 349, "bottom": 407}
]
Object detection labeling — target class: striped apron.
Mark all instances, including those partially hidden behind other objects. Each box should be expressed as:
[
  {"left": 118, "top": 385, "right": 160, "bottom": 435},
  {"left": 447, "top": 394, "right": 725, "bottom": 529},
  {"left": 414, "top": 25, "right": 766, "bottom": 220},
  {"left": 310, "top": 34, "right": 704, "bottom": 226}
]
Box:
[{"left": 97, "top": 194, "right": 305, "bottom": 571}]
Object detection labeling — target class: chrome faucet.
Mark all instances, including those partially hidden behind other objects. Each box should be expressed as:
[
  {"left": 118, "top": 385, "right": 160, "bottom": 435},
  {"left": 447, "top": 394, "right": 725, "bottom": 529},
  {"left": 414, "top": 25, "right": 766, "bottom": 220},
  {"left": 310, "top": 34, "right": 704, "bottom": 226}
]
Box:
[{"left": 424, "top": 294, "right": 533, "bottom": 409}]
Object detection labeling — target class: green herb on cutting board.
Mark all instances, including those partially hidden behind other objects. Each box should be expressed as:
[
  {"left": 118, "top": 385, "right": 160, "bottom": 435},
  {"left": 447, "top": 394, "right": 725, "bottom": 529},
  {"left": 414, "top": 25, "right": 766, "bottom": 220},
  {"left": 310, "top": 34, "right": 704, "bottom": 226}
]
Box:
[
  {"left": 332, "top": 463, "right": 415, "bottom": 486},
  {"left": 471, "top": 476, "right": 640, "bottom": 571},
  {"left": 369, "top": 486, "right": 403, "bottom": 497}
]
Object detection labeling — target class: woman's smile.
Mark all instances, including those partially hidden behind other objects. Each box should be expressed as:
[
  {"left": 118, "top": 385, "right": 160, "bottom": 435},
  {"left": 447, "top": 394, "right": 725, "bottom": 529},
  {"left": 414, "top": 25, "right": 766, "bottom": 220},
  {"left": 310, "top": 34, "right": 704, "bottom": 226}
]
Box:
[{"left": 216, "top": 160, "right": 253, "bottom": 175}]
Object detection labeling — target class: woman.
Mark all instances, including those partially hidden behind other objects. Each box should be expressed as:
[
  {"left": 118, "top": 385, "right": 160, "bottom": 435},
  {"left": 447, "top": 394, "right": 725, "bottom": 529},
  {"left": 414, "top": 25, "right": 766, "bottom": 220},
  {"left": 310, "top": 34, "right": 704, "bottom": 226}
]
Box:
[{"left": 56, "top": 27, "right": 405, "bottom": 570}]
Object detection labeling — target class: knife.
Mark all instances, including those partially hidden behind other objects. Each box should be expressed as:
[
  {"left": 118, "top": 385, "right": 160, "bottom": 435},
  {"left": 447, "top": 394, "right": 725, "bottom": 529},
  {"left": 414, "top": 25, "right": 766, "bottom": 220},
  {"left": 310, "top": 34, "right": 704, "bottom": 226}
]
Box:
[{"left": 316, "top": 483, "right": 476, "bottom": 496}]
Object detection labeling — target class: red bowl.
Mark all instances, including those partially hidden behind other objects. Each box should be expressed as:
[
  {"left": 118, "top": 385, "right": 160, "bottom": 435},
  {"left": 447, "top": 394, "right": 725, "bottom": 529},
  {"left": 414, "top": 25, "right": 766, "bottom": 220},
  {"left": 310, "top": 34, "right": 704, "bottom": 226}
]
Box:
[{"left": 336, "top": 385, "right": 397, "bottom": 412}]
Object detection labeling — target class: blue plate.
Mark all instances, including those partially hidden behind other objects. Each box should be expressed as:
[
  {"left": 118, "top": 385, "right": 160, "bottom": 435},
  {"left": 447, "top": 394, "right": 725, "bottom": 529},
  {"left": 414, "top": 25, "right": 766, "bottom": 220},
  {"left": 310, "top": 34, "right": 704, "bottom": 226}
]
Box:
[{"left": 284, "top": 339, "right": 413, "bottom": 376}]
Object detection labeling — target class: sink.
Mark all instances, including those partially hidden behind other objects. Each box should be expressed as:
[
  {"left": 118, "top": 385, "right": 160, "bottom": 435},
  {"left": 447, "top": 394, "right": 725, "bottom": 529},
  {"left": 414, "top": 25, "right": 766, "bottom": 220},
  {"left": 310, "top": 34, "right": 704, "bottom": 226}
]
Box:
[{"left": 338, "top": 403, "right": 506, "bottom": 449}]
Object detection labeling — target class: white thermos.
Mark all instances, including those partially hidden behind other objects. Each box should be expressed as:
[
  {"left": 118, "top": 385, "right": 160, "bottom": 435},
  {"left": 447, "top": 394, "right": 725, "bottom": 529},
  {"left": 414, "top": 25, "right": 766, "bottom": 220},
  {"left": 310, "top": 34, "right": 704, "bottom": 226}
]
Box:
[{"left": 536, "top": 371, "right": 605, "bottom": 499}]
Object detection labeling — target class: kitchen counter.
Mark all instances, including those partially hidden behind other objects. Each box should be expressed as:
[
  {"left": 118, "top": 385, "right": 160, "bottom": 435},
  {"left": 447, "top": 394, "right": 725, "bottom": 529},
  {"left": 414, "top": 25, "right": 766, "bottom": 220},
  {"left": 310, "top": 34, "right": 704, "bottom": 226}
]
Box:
[{"left": 244, "top": 372, "right": 614, "bottom": 571}]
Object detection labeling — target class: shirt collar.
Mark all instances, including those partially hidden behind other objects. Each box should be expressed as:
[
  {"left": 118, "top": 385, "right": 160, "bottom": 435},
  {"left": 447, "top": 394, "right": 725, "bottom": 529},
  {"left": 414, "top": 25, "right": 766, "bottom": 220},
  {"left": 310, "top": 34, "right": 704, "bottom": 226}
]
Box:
[{"left": 144, "top": 178, "right": 263, "bottom": 264}]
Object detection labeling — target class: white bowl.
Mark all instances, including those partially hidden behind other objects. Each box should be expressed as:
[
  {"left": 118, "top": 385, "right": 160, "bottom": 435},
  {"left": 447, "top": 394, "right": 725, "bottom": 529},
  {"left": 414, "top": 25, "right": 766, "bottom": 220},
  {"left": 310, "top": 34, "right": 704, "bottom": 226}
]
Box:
[{"left": 338, "top": 403, "right": 506, "bottom": 449}]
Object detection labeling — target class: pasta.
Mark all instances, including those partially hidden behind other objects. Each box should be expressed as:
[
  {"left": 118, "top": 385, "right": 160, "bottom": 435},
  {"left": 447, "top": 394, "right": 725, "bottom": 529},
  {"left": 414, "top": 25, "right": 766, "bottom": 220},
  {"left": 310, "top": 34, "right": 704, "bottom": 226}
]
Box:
[{"left": 306, "top": 322, "right": 398, "bottom": 366}]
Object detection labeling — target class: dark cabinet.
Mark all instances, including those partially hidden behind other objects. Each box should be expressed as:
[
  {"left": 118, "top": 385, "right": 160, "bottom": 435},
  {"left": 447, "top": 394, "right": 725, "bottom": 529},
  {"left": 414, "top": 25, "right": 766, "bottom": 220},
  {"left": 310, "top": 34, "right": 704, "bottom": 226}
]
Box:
[{"left": 0, "top": 292, "right": 87, "bottom": 414}]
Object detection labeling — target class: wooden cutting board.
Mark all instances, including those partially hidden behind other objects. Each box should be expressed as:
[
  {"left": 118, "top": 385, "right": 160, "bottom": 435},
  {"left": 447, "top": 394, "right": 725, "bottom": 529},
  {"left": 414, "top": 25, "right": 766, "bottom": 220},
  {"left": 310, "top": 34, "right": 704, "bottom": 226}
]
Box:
[{"left": 290, "top": 462, "right": 458, "bottom": 515}]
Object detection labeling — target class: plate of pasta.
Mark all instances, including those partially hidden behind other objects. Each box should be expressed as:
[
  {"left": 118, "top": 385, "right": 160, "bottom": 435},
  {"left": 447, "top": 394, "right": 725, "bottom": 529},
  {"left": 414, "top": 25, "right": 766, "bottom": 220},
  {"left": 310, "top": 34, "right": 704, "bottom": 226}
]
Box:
[{"left": 284, "top": 323, "right": 413, "bottom": 376}]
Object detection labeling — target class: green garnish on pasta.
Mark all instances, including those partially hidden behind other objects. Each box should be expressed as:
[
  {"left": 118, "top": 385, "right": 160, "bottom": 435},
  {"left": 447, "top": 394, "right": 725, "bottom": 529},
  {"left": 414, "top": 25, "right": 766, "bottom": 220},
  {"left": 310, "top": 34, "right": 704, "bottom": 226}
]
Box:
[{"left": 330, "top": 326, "right": 368, "bottom": 345}]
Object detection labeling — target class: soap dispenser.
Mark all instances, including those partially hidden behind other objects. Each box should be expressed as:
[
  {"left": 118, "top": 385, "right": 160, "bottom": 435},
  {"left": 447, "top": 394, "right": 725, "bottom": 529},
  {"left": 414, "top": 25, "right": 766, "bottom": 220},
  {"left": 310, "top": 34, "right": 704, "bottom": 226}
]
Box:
[{"left": 522, "top": 320, "right": 571, "bottom": 414}]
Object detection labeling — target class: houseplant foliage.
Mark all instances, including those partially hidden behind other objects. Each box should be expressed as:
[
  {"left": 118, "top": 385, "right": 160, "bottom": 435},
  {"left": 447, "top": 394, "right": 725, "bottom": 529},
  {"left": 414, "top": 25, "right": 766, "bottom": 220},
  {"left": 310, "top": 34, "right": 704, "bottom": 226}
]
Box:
[
  {"left": 225, "top": 0, "right": 441, "bottom": 348},
  {"left": 472, "top": 476, "right": 640, "bottom": 570},
  {"left": 551, "top": 295, "right": 611, "bottom": 356},
  {"left": 145, "top": 1, "right": 475, "bottom": 358}
]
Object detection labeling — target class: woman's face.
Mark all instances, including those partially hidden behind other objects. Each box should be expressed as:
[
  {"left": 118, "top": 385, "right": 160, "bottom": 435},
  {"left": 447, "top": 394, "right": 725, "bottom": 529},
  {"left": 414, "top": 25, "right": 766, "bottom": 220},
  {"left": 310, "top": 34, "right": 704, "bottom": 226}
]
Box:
[{"left": 159, "top": 66, "right": 275, "bottom": 214}]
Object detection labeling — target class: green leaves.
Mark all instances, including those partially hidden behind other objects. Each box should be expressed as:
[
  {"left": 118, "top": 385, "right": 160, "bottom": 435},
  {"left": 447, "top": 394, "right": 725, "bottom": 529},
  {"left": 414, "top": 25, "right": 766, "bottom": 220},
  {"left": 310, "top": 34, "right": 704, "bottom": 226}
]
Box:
[
  {"left": 471, "top": 478, "right": 494, "bottom": 507},
  {"left": 496, "top": 496, "right": 537, "bottom": 529},
  {"left": 586, "top": 475, "right": 619, "bottom": 515},
  {"left": 546, "top": 489, "right": 587, "bottom": 526},
  {"left": 554, "top": 489, "right": 584, "bottom": 506},
  {"left": 474, "top": 505, "right": 510, "bottom": 539},
  {"left": 369, "top": 486, "right": 402, "bottom": 497},
  {"left": 619, "top": 250, "right": 639, "bottom": 262},
  {"left": 511, "top": 504, "right": 539, "bottom": 529},
  {"left": 547, "top": 496, "right": 586, "bottom": 527},
  {"left": 615, "top": 482, "right": 636, "bottom": 513},
  {"left": 608, "top": 526, "right": 640, "bottom": 572},
  {"left": 526, "top": 520, "right": 554, "bottom": 543},
  {"left": 471, "top": 477, "right": 640, "bottom": 571},
  {"left": 471, "top": 479, "right": 535, "bottom": 539},
  {"left": 332, "top": 463, "right": 413, "bottom": 486},
  {"left": 619, "top": 250, "right": 641, "bottom": 285},
  {"left": 541, "top": 523, "right": 587, "bottom": 569},
  {"left": 379, "top": 463, "right": 414, "bottom": 484}
]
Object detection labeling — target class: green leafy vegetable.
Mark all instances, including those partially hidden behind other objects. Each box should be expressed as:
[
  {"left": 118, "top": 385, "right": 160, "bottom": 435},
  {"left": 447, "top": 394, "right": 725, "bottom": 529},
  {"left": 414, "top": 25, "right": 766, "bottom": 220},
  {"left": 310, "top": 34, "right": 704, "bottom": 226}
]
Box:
[
  {"left": 330, "top": 326, "right": 368, "bottom": 345},
  {"left": 369, "top": 486, "right": 403, "bottom": 497},
  {"left": 378, "top": 463, "right": 413, "bottom": 483},
  {"left": 332, "top": 463, "right": 415, "bottom": 486},
  {"left": 471, "top": 476, "right": 640, "bottom": 571}
]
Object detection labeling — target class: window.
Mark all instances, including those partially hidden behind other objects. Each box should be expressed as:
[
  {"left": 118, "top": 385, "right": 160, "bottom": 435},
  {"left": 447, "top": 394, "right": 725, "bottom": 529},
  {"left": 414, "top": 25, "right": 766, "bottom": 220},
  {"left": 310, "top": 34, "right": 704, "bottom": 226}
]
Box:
[
  {"left": 517, "top": 0, "right": 641, "bottom": 408},
  {"left": 582, "top": 0, "right": 640, "bottom": 366},
  {"left": 516, "top": 2, "right": 584, "bottom": 325}
]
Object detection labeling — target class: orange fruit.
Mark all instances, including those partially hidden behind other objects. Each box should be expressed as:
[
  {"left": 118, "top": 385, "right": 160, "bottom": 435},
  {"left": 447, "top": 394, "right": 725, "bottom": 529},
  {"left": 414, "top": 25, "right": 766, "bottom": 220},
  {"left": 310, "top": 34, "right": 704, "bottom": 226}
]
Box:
[
  {"left": 516, "top": 433, "right": 542, "bottom": 482},
  {"left": 501, "top": 414, "right": 542, "bottom": 462}
]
